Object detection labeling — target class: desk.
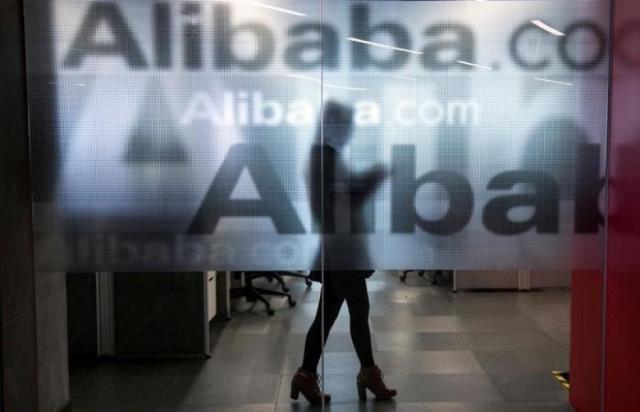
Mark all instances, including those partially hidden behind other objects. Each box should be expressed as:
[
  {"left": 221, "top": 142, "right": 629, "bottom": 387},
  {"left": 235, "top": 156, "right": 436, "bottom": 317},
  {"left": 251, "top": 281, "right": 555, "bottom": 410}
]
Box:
[{"left": 453, "top": 269, "right": 570, "bottom": 291}]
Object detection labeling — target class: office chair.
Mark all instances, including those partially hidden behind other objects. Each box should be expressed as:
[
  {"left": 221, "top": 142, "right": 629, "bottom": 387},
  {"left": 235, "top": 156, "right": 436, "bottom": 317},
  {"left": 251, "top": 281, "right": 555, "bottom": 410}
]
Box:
[
  {"left": 401, "top": 270, "right": 450, "bottom": 286},
  {"left": 230, "top": 271, "right": 297, "bottom": 316},
  {"left": 400, "top": 270, "right": 426, "bottom": 282},
  {"left": 267, "top": 271, "right": 313, "bottom": 292}
]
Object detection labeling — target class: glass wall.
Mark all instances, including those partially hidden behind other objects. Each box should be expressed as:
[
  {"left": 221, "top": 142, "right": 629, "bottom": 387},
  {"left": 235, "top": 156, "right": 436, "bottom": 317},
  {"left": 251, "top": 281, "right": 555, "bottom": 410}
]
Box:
[
  {"left": 314, "top": 0, "right": 610, "bottom": 408},
  {"left": 23, "top": 0, "right": 610, "bottom": 410},
  {"left": 24, "top": 0, "right": 609, "bottom": 274}
]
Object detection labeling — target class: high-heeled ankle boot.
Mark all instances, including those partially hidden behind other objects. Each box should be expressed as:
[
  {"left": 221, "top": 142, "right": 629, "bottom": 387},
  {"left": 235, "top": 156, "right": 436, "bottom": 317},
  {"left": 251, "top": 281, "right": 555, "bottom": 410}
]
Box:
[
  {"left": 357, "top": 365, "right": 398, "bottom": 401},
  {"left": 290, "top": 368, "right": 331, "bottom": 405}
]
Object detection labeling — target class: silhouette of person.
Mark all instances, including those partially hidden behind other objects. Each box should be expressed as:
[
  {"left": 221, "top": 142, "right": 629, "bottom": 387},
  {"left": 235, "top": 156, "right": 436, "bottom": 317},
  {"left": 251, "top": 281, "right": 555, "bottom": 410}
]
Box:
[{"left": 290, "top": 101, "right": 397, "bottom": 405}]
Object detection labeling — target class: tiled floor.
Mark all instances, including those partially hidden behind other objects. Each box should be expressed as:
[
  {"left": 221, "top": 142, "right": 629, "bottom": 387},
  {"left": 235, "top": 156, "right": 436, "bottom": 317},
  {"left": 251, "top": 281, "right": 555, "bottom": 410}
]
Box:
[{"left": 70, "top": 271, "right": 573, "bottom": 411}]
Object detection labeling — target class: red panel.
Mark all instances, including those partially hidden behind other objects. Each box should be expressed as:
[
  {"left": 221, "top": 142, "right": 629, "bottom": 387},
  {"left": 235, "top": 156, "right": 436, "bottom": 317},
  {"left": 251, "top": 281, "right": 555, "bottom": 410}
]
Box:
[
  {"left": 604, "top": 0, "right": 640, "bottom": 410},
  {"left": 572, "top": 1, "right": 640, "bottom": 410},
  {"left": 570, "top": 270, "right": 604, "bottom": 412}
]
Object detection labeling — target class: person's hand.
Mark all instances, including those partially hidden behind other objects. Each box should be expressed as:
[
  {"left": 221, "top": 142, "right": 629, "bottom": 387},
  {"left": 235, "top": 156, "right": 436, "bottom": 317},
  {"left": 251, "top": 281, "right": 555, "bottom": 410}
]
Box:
[{"left": 374, "top": 165, "right": 390, "bottom": 180}]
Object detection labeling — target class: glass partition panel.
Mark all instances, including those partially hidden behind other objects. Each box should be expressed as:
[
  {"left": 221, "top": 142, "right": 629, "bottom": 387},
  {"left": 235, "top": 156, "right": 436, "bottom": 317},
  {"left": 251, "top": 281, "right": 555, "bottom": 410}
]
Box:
[
  {"left": 24, "top": 0, "right": 610, "bottom": 273},
  {"left": 318, "top": 0, "right": 610, "bottom": 272},
  {"left": 25, "top": 0, "right": 323, "bottom": 273},
  {"left": 317, "top": 0, "right": 609, "bottom": 409},
  {"left": 21, "top": 0, "right": 611, "bottom": 410},
  {"left": 23, "top": 1, "right": 325, "bottom": 410}
]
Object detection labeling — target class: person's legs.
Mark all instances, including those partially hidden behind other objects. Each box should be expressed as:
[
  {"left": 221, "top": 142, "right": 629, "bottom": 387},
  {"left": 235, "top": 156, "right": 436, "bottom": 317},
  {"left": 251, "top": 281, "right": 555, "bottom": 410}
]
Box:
[
  {"left": 301, "top": 274, "right": 343, "bottom": 373},
  {"left": 338, "top": 273, "right": 397, "bottom": 401},
  {"left": 293, "top": 277, "right": 341, "bottom": 404},
  {"left": 341, "top": 274, "right": 375, "bottom": 368}
]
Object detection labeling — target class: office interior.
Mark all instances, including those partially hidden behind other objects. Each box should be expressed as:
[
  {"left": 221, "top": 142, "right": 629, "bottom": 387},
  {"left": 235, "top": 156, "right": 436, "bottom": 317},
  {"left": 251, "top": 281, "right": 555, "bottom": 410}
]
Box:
[{"left": 2, "top": 0, "right": 640, "bottom": 411}]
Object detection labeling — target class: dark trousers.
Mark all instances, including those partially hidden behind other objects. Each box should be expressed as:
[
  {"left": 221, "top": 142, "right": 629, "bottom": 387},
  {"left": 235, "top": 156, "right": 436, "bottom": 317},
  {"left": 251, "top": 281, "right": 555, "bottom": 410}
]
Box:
[{"left": 301, "top": 271, "right": 375, "bottom": 373}]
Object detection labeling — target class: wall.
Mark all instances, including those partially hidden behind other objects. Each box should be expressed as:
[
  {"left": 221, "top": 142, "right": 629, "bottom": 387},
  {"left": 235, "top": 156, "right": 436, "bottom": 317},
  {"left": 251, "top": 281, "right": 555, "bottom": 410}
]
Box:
[
  {"left": 604, "top": 0, "right": 640, "bottom": 409},
  {"left": 570, "top": 270, "right": 604, "bottom": 411},
  {"left": 0, "top": 1, "right": 70, "bottom": 410},
  {"left": 571, "top": 0, "right": 640, "bottom": 410},
  {"left": 0, "top": 0, "right": 39, "bottom": 409},
  {"left": 35, "top": 273, "right": 69, "bottom": 411}
]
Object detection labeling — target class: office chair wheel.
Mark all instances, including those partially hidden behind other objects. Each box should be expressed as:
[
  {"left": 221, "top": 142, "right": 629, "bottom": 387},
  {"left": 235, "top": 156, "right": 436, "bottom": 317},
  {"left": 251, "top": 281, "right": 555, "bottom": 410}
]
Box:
[
  {"left": 267, "top": 308, "right": 275, "bottom": 316},
  {"left": 305, "top": 278, "right": 312, "bottom": 287},
  {"left": 288, "top": 299, "right": 297, "bottom": 308}
]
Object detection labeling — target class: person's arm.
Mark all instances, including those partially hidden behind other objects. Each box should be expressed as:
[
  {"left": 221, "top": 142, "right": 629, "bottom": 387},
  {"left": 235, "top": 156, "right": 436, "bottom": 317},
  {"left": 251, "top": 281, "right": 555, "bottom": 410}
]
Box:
[{"left": 350, "top": 165, "right": 388, "bottom": 200}]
